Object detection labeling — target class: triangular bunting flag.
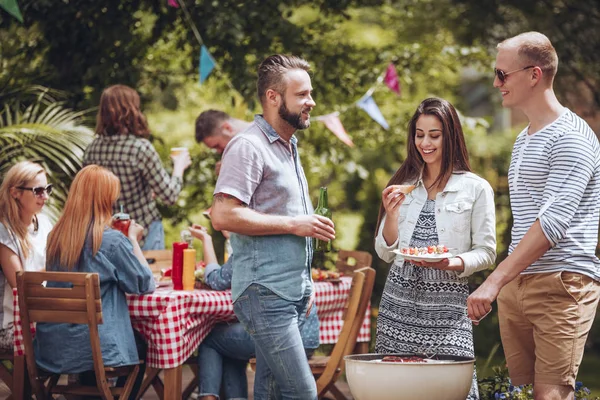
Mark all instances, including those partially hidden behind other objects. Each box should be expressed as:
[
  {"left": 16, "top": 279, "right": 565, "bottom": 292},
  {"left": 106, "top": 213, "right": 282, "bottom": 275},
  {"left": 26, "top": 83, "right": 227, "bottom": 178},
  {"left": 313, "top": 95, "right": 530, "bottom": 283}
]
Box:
[
  {"left": 357, "top": 94, "right": 389, "bottom": 130},
  {"left": 384, "top": 63, "right": 401, "bottom": 95},
  {"left": 199, "top": 45, "right": 215, "bottom": 84},
  {"left": 0, "top": 0, "right": 23, "bottom": 22},
  {"left": 316, "top": 113, "right": 354, "bottom": 147}
]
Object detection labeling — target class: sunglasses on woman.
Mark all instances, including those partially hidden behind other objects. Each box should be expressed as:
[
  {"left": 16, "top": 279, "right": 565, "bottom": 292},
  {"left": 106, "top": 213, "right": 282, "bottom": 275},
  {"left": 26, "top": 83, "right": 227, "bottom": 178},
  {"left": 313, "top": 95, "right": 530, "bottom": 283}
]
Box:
[
  {"left": 17, "top": 184, "right": 53, "bottom": 197},
  {"left": 494, "top": 65, "right": 535, "bottom": 84}
]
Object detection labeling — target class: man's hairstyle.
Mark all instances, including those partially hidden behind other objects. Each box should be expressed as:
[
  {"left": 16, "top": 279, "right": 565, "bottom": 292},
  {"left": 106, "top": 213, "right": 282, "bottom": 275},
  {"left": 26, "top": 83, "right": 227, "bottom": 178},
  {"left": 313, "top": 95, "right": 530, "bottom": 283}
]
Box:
[
  {"left": 498, "top": 32, "right": 558, "bottom": 82},
  {"left": 195, "top": 109, "right": 231, "bottom": 143},
  {"left": 257, "top": 55, "right": 311, "bottom": 105}
]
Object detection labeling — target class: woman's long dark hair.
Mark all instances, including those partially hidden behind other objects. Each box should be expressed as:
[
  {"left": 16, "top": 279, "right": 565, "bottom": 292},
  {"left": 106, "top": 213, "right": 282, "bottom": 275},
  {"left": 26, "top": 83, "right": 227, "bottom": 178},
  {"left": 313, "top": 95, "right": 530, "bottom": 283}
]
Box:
[{"left": 374, "top": 97, "right": 471, "bottom": 239}]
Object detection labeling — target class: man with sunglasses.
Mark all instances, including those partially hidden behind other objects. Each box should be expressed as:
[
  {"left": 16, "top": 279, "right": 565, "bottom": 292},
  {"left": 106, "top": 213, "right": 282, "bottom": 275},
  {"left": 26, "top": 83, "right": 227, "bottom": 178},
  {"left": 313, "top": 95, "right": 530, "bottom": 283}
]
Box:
[{"left": 468, "top": 32, "right": 600, "bottom": 399}]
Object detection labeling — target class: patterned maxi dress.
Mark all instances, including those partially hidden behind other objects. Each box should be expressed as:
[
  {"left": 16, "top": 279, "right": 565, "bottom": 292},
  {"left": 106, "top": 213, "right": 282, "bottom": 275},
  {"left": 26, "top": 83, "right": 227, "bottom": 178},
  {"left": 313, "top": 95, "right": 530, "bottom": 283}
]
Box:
[{"left": 375, "top": 199, "right": 479, "bottom": 399}]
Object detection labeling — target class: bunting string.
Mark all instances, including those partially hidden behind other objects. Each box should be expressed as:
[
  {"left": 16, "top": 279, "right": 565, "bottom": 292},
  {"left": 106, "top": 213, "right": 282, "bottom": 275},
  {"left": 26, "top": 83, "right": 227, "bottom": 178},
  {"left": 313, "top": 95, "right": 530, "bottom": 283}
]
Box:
[
  {"left": 173, "top": 0, "right": 238, "bottom": 92},
  {"left": 170, "top": 0, "right": 402, "bottom": 145}
]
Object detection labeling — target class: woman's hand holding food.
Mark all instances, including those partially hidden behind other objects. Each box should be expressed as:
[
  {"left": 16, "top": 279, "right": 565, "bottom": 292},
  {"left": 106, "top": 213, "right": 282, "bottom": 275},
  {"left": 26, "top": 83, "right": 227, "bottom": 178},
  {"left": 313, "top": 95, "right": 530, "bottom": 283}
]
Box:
[
  {"left": 189, "top": 224, "right": 212, "bottom": 244},
  {"left": 381, "top": 185, "right": 415, "bottom": 246},
  {"left": 381, "top": 185, "right": 407, "bottom": 220},
  {"left": 413, "top": 257, "right": 464, "bottom": 272}
]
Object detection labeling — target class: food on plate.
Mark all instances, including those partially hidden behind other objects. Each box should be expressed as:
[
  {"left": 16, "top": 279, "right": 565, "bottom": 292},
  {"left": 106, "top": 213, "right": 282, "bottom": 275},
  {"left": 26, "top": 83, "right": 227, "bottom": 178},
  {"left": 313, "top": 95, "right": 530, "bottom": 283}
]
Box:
[
  {"left": 311, "top": 268, "right": 342, "bottom": 281},
  {"left": 381, "top": 355, "right": 426, "bottom": 363},
  {"left": 154, "top": 272, "right": 172, "bottom": 287},
  {"left": 194, "top": 268, "right": 205, "bottom": 282},
  {"left": 399, "top": 245, "right": 449, "bottom": 256},
  {"left": 328, "top": 271, "right": 340, "bottom": 279},
  {"left": 390, "top": 184, "right": 416, "bottom": 195}
]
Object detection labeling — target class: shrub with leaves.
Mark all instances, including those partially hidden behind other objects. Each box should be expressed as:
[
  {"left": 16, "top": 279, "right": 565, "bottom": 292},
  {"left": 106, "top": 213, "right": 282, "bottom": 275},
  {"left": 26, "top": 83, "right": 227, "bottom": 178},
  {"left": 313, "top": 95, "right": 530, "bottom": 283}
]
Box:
[
  {"left": 479, "top": 366, "right": 599, "bottom": 400},
  {"left": 0, "top": 86, "right": 93, "bottom": 219}
]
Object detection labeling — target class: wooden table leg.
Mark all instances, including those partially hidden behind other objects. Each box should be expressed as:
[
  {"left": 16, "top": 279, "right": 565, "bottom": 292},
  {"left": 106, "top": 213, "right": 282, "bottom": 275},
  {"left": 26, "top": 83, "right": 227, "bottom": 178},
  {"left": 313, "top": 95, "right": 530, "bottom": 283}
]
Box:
[
  {"left": 12, "top": 355, "right": 25, "bottom": 400},
  {"left": 353, "top": 342, "right": 369, "bottom": 354},
  {"left": 162, "top": 365, "right": 182, "bottom": 400}
]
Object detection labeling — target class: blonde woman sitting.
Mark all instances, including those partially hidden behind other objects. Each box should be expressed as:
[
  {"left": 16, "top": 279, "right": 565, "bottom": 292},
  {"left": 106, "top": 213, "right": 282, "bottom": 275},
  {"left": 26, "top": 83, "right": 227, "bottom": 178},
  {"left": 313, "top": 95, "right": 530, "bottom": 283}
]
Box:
[{"left": 0, "top": 161, "right": 53, "bottom": 350}]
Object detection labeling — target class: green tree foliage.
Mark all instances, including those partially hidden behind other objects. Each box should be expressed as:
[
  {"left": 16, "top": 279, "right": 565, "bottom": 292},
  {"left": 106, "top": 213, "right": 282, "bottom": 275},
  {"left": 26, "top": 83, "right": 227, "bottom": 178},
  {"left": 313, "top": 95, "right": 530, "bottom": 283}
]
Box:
[
  {"left": 430, "top": 0, "right": 600, "bottom": 113},
  {"left": 0, "top": 86, "right": 94, "bottom": 219}
]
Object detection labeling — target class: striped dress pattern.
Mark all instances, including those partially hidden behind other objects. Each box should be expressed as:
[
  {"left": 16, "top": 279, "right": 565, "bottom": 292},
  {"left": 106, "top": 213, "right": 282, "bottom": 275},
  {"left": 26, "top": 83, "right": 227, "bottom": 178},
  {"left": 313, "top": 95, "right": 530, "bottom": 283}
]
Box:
[{"left": 376, "top": 199, "right": 479, "bottom": 399}]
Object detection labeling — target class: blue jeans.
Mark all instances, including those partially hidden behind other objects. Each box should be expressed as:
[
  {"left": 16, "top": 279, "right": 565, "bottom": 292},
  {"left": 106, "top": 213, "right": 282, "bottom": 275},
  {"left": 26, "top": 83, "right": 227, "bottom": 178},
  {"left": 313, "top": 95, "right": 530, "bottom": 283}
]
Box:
[
  {"left": 198, "top": 323, "right": 255, "bottom": 400},
  {"left": 233, "top": 284, "right": 316, "bottom": 400},
  {"left": 141, "top": 220, "right": 165, "bottom": 251}
]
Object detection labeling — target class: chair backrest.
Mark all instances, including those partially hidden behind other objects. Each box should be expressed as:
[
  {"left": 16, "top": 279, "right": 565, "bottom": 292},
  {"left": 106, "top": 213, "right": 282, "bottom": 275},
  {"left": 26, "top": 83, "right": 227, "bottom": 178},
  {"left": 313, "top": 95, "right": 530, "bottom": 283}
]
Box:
[
  {"left": 335, "top": 250, "right": 373, "bottom": 275},
  {"left": 142, "top": 250, "right": 172, "bottom": 273},
  {"left": 16, "top": 271, "right": 113, "bottom": 399},
  {"left": 315, "top": 269, "right": 366, "bottom": 396},
  {"left": 343, "top": 266, "right": 375, "bottom": 359}
]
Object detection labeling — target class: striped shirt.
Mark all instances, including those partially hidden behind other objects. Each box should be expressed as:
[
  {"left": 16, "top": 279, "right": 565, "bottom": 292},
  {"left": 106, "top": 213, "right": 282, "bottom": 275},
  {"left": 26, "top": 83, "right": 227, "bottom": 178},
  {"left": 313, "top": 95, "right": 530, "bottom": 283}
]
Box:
[{"left": 508, "top": 109, "right": 600, "bottom": 281}]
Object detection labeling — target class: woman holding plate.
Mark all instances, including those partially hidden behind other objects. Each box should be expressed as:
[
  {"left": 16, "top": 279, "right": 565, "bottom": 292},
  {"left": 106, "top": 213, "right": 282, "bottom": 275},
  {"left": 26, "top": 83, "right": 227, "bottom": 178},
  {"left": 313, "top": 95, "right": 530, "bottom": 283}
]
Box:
[{"left": 374, "top": 98, "right": 496, "bottom": 399}]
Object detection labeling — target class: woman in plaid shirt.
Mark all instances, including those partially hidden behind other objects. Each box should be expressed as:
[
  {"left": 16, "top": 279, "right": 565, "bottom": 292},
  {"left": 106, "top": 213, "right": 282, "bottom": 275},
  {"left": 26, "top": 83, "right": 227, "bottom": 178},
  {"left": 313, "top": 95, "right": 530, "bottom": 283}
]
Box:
[{"left": 83, "top": 85, "right": 191, "bottom": 249}]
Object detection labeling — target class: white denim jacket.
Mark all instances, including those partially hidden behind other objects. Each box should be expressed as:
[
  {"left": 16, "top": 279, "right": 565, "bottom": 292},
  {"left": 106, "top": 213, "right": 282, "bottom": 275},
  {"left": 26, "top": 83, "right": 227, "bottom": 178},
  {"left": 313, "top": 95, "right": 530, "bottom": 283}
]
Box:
[{"left": 375, "top": 171, "right": 497, "bottom": 278}]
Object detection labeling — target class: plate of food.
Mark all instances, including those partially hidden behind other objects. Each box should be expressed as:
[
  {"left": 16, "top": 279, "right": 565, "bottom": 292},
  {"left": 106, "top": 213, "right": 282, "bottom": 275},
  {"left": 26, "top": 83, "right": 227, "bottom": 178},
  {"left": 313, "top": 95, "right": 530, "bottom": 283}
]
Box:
[
  {"left": 311, "top": 268, "right": 343, "bottom": 283},
  {"left": 154, "top": 275, "right": 172, "bottom": 288},
  {"left": 392, "top": 245, "right": 453, "bottom": 262}
]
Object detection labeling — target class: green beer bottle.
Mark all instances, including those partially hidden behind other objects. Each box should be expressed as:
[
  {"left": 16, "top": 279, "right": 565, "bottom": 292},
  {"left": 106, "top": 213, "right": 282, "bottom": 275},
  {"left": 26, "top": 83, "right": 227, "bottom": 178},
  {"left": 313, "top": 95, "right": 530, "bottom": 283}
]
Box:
[{"left": 314, "top": 187, "right": 332, "bottom": 252}]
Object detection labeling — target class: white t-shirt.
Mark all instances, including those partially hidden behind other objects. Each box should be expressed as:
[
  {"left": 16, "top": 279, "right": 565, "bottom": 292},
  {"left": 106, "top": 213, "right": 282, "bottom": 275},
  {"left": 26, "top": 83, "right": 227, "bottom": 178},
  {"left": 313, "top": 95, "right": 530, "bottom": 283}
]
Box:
[{"left": 0, "top": 213, "right": 53, "bottom": 329}]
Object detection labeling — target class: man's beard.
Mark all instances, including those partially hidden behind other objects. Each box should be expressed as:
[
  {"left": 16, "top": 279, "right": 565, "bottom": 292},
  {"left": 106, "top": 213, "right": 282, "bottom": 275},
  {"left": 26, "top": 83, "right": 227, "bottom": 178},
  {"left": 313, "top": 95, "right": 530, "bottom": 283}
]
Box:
[{"left": 278, "top": 99, "right": 310, "bottom": 130}]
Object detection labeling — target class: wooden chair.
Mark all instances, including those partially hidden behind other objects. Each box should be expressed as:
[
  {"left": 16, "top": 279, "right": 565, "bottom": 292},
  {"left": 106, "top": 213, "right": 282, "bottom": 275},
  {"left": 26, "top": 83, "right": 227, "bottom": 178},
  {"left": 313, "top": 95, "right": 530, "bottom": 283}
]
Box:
[
  {"left": 335, "top": 252, "right": 374, "bottom": 355},
  {"left": 17, "top": 271, "right": 140, "bottom": 400},
  {"left": 136, "top": 357, "right": 199, "bottom": 400},
  {"left": 0, "top": 349, "right": 13, "bottom": 392},
  {"left": 335, "top": 250, "right": 373, "bottom": 276},
  {"left": 0, "top": 351, "right": 28, "bottom": 400},
  {"left": 0, "top": 348, "right": 20, "bottom": 400},
  {"left": 309, "top": 267, "right": 375, "bottom": 400}
]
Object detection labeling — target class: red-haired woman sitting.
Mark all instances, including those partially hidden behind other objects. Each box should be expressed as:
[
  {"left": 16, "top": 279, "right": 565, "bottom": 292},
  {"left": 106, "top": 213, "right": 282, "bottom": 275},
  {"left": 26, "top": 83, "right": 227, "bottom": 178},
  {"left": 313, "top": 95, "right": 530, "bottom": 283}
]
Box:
[{"left": 35, "top": 165, "right": 155, "bottom": 399}]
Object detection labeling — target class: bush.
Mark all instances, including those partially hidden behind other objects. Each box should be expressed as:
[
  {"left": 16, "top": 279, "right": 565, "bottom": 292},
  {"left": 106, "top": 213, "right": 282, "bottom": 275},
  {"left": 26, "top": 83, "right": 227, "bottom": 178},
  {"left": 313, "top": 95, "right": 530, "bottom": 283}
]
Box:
[{"left": 478, "top": 366, "right": 599, "bottom": 400}]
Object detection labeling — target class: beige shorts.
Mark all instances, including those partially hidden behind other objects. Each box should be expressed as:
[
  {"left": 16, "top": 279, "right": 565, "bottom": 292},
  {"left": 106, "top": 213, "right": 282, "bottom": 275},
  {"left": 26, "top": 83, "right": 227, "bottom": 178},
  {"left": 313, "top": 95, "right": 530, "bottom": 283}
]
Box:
[{"left": 497, "top": 271, "right": 600, "bottom": 388}]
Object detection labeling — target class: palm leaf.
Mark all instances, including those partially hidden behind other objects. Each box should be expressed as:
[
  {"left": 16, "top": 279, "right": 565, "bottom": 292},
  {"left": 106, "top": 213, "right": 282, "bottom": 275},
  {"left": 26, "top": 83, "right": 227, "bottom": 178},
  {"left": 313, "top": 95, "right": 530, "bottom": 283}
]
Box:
[{"left": 0, "top": 87, "right": 94, "bottom": 219}]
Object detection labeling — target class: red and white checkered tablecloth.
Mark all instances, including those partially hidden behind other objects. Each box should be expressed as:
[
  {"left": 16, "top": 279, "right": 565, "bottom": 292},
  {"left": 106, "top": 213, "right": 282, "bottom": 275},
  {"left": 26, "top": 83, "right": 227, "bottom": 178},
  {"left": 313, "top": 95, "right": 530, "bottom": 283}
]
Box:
[{"left": 14, "top": 277, "right": 370, "bottom": 369}]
